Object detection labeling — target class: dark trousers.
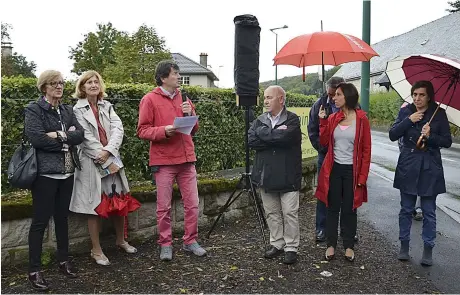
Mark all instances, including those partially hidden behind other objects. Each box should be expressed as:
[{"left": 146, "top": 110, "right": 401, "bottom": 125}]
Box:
[
  {"left": 315, "top": 153, "right": 327, "bottom": 233},
  {"left": 399, "top": 192, "right": 437, "bottom": 247},
  {"left": 316, "top": 154, "right": 346, "bottom": 234},
  {"left": 326, "top": 163, "right": 356, "bottom": 250},
  {"left": 28, "top": 175, "right": 74, "bottom": 272}
]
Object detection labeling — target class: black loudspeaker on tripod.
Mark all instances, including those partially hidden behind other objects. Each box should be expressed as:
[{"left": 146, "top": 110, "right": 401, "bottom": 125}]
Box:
[{"left": 206, "top": 15, "right": 268, "bottom": 247}]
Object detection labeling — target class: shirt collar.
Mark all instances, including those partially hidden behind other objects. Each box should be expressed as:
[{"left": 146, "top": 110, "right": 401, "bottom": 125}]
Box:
[
  {"left": 43, "top": 96, "right": 61, "bottom": 113},
  {"left": 267, "top": 109, "right": 283, "bottom": 120},
  {"left": 160, "top": 86, "right": 177, "bottom": 99}
]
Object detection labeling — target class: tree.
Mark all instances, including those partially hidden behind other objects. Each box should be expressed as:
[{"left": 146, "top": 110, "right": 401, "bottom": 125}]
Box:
[
  {"left": 1, "top": 22, "right": 36, "bottom": 77},
  {"left": 260, "top": 66, "right": 342, "bottom": 95},
  {"left": 447, "top": 0, "right": 460, "bottom": 12},
  {"left": 104, "top": 25, "right": 170, "bottom": 83},
  {"left": 70, "top": 23, "right": 170, "bottom": 83},
  {"left": 69, "top": 22, "right": 121, "bottom": 75},
  {"left": 1, "top": 54, "right": 37, "bottom": 77}
]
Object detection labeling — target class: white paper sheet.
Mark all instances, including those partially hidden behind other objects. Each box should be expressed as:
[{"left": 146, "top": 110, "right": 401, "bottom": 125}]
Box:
[{"left": 173, "top": 116, "right": 199, "bottom": 135}]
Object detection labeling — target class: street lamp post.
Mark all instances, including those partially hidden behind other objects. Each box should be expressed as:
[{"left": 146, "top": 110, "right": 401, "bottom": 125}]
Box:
[{"left": 270, "top": 25, "right": 288, "bottom": 85}]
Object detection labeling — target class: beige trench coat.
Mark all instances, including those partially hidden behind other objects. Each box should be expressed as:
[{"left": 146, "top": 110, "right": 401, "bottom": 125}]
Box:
[{"left": 70, "top": 99, "right": 130, "bottom": 215}]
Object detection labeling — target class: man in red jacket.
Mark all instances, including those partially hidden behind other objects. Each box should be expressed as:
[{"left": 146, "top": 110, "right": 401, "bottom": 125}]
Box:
[{"left": 137, "top": 60, "right": 206, "bottom": 261}]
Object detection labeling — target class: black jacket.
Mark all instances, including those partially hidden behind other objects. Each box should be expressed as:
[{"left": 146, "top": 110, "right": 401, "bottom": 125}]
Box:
[
  {"left": 24, "top": 98, "right": 84, "bottom": 175},
  {"left": 248, "top": 108, "right": 302, "bottom": 193},
  {"left": 307, "top": 93, "right": 336, "bottom": 155}
]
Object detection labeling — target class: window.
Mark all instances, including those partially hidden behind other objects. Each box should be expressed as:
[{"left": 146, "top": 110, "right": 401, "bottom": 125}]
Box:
[{"left": 180, "top": 76, "right": 190, "bottom": 85}]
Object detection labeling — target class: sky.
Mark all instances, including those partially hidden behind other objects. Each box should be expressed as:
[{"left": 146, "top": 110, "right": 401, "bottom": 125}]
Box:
[{"left": 1, "top": 0, "right": 451, "bottom": 88}]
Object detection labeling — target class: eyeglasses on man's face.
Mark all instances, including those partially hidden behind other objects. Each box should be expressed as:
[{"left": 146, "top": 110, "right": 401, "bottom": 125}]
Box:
[{"left": 48, "top": 81, "right": 65, "bottom": 88}]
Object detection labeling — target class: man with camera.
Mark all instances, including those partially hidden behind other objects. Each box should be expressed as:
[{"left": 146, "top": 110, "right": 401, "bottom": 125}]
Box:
[{"left": 248, "top": 85, "right": 302, "bottom": 264}]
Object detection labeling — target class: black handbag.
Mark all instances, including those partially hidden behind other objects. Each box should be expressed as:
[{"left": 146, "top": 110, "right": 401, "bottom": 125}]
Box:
[{"left": 7, "top": 126, "right": 37, "bottom": 189}]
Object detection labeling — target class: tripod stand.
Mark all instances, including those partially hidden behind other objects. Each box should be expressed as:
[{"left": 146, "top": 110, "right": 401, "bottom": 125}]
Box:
[{"left": 206, "top": 106, "right": 268, "bottom": 247}]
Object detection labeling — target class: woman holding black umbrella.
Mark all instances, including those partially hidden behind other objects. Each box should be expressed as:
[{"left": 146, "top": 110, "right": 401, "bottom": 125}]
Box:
[{"left": 389, "top": 80, "right": 452, "bottom": 266}]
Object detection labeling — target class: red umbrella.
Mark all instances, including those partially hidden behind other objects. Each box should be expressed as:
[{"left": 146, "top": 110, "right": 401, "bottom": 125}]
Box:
[{"left": 273, "top": 31, "right": 379, "bottom": 81}]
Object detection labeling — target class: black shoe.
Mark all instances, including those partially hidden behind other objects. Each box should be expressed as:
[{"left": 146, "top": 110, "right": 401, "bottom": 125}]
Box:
[
  {"left": 264, "top": 246, "right": 283, "bottom": 259},
  {"left": 325, "top": 247, "right": 335, "bottom": 261},
  {"left": 59, "top": 261, "right": 78, "bottom": 278},
  {"left": 345, "top": 248, "right": 355, "bottom": 262},
  {"left": 28, "top": 271, "right": 49, "bottom": 291},
  {"left": 421, "top": 245, "right": 433, "bottom": 266},
  {"left": 283, "top": 251, "right": 297, "bottom": 264},
  {"left": 398, "top": 241, "right": 410, "bottom": 261},
  {"left": 316, "top": 230, "right": 326, "bottom": 243}
]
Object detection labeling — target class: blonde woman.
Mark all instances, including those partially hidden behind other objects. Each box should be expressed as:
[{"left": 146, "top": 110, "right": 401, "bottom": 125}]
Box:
[
  {"left": 25, "top": 70, "right": 84, "bottom": 291},
  {"left": 70, "top": 71, "right": 140, "bottom": 266}
]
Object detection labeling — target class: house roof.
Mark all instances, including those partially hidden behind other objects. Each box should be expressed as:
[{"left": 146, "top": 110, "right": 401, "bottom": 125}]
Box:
[
  {"left": 171, "top": 53, "right": 219, "bottom": 81},
  {"left": 335, "top": 12, "right": 460, "bottom": 80}
]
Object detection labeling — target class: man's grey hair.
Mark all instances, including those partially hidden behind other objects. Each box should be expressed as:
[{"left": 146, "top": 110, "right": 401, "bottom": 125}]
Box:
[
  {"left": 266, "top": 85, "right": 286, "bottom": 105},
  {"left": 326, "top": 76, "right": 345, "bottom": 89}
]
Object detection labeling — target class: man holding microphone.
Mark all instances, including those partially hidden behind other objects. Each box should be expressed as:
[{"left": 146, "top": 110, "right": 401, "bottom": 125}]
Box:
[{"left": 137, "top": 60, "right": 206, "bottom": 261}]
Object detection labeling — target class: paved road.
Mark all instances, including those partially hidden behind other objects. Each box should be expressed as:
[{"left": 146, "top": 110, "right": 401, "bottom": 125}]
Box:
[
  {"left": 371, "top": 130, "right": 460, "bottom": 198},
  {"left": 359, "top": 130, "right": 460, "bottom": 293}
]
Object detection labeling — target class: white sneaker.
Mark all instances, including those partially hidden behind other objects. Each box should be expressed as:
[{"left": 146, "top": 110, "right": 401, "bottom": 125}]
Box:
[{"left": 183, "top": 242, "right": 207, "bottom": 256}]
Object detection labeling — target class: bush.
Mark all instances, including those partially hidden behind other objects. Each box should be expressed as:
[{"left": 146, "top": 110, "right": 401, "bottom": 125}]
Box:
[{"left": 1, "top": 77, "right": 316, "bottom": 193}]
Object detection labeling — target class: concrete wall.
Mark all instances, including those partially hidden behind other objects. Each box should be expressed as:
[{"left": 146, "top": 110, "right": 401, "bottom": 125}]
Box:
[{"left": 1, "top": 170, "right": 317, "bottom": 265}]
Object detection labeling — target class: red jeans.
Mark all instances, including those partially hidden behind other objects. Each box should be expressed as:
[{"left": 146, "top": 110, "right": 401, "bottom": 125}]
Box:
[{"left": 154, "top": 163, "right": 199, "bottom": 246}]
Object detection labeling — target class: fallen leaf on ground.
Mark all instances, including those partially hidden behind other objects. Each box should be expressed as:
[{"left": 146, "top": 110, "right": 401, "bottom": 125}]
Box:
[
  {"left": 320, "top": 271, "right": 333, "bottom": 277},
  {"left": 259, "top": 277, "right": 265, "bottom": 281},
  {"left": 360, "top": 266, "right": 365, "bottom": 270},
  {"left": 179, "top": 288, "right": 187, "bottom": 293},
  {"left": 196, "top": 267, "right": 203, "bottom": 272},
  {"left": 230, "top": 266, "right": 238, "bottom": 271},
  {"left": 268, "top": 277, "right": 275, "bottom": 282},
  {"left": 313, "top": 264, "right": 321, "bottom": 269},
  {"left": 320, "top": 260, "right": 329, "bottom": 264}
]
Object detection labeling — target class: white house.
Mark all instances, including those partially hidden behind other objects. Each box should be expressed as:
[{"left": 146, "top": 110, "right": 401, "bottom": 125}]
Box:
[
  {"left": 171, "top": 53, "right": 219, "bottom": 88},
  {"left": 334, "top": 12, "right": 460, "bottom": 93}
]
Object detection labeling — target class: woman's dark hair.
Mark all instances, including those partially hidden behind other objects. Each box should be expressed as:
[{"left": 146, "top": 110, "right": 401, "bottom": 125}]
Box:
[
  {"left": 155, "top": 60, "right": 180, "bottom": 86},
  {"left": 411, "top": 80, "right": 435, "bottom": 102},
  {"left": 336, "top": 82, "right": 359, "bottom": 109}
]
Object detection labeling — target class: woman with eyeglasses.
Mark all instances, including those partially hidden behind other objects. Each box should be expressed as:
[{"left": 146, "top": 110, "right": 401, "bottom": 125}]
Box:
[{"left": 24, "top": 70, "right": 84, "bottom": 291}]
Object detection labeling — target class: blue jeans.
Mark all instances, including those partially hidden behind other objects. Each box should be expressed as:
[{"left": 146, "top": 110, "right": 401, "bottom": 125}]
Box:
[
  {"left": 316, "top": 153, "right": 327, "bottom": 233},
  {"left": 399, "top": 192, "right": 437, "bottom": 247}
]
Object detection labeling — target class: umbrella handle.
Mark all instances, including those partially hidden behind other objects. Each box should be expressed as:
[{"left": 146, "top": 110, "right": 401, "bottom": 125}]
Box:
[
  {"left": 416, "top": 104, "right": 441, "bottom": 151},
  {"left": 416, "top": 134, "right": 427, "bottom": 151}
]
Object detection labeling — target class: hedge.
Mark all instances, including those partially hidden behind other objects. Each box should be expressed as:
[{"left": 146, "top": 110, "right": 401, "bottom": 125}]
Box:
[{"left": 1, "top": 77, "right": 316, "bottom": 193}]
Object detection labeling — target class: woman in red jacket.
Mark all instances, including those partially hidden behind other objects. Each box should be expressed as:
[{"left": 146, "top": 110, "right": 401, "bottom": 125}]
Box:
[{"left": 315, "top": 83, "right": 371, "bottom": 262}]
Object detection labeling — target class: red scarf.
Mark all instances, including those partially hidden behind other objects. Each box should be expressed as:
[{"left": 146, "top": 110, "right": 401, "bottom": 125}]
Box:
[{"left": 90, "top": 103, "right": 108, "bottom": 146}]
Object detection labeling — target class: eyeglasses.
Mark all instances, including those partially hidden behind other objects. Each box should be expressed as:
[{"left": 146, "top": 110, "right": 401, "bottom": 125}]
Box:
[{"left": 48, "top": 81, "right": 65, "bottom": 88}]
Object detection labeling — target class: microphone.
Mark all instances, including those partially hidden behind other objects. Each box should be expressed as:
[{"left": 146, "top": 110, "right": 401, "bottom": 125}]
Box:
[{"left": 181, "top": 89, "right": 189, "bottom": 117}]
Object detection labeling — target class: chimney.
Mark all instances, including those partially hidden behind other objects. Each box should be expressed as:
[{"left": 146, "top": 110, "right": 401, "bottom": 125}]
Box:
[
  {"left": 199, "top": 53, "right": 208, "bottom": 67},
  {"left": 1, "top": 42, "right": 13, "bottom": 57}
]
